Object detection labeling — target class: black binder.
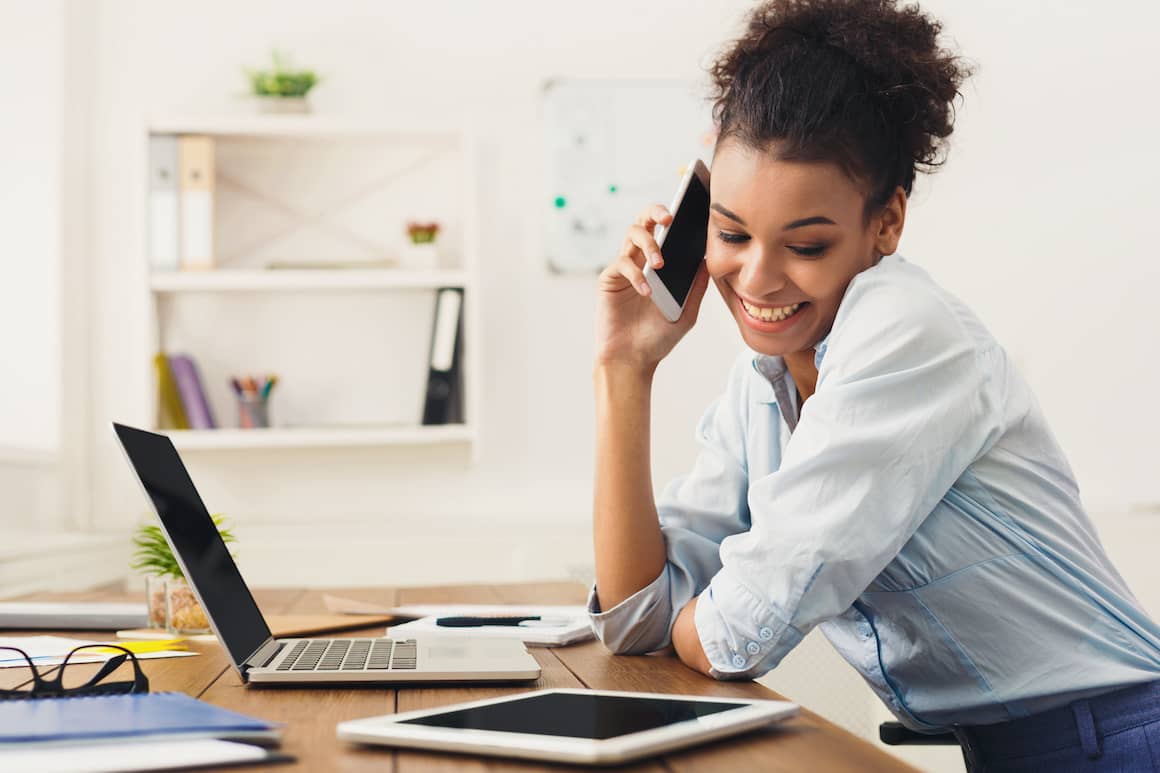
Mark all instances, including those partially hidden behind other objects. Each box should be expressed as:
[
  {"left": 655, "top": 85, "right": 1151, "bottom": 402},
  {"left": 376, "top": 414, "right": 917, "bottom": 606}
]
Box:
[{"left": 422, "top": 287, "right": 464, "bottom": 425}]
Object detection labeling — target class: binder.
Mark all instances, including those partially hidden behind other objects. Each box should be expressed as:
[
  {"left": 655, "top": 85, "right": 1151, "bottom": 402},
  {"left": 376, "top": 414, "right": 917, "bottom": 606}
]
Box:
[
  {"left": 0, "top": 691, "right": 281, "bottom": 746},
  {"left": 154, "top": 353, "right": 190, "bottom": 430},
  {"left": 147, "top": 134, "right": 179, "bottom": 271},
  {"left": 421, "top": 287, "right": 464, "bottom": 425},
  {"left": 178, "top": 135, "right": 215, "bottom": 271},
  {"left": 169, "top": 353, "right": 217, "bottom": 429}
]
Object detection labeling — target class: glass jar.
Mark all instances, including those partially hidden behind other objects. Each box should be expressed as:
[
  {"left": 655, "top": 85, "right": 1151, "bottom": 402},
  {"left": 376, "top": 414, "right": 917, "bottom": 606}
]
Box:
[{"left": 144, "top": 576, "right": 211, "bottom": 634}]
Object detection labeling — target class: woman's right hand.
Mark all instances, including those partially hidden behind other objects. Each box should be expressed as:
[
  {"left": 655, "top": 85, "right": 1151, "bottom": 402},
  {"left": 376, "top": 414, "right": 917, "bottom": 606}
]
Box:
[{"left": 594, "top": 204, "right": 711, "bottom": 372}]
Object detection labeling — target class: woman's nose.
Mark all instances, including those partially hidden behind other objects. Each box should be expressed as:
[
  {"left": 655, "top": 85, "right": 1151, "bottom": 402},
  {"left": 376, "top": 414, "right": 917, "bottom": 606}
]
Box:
[{"left": 736, "top": 249, "right": 787, "bottom": 298}]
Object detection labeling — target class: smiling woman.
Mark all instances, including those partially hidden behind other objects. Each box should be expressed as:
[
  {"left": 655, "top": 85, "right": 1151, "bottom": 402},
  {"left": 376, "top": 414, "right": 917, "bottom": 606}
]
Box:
[{"left": 588, "top": 1, "right": 1160, "bottom": 771}]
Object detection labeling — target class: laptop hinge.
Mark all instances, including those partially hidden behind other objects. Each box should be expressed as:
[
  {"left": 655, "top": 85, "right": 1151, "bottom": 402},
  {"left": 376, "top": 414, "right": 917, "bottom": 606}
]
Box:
[{"left": 243, "top": 638, "right": 284, "bottom": 675}]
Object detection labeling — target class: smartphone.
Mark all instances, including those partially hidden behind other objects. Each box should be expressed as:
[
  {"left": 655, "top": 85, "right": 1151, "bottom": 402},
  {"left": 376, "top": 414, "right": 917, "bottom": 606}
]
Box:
[{"left": 643, "top": 159, "right": 711, "bottom": 322}]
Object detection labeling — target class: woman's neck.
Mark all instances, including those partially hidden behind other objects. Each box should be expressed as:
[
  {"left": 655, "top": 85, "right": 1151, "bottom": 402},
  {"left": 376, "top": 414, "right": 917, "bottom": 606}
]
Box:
[{"left": 783, "top": 349, "right": 819, "bottom": 405}]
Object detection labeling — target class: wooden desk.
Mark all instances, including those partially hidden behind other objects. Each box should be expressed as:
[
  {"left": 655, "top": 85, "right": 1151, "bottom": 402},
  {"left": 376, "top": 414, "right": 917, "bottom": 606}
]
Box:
[{"left": 2, "top": 582, "right": 914, "bottom": 771}]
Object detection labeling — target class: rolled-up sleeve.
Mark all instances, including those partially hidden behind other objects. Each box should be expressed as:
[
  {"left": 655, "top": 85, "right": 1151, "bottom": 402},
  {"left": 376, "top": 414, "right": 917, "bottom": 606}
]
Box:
[
  {"left": 695, "top": 279, "right": 1003, "bottom": 680},
  {"left": 589, "top": 352, "right": 755, "bottom": 654}
]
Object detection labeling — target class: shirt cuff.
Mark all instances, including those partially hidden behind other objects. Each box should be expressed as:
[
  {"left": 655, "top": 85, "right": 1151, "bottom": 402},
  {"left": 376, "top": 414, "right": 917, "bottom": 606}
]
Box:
[
  {"left": 694, "top": 568, "right": 803, "bottom": 680},
  {"left": 587, "top": 566, "right": 676, "bottom": 655}
]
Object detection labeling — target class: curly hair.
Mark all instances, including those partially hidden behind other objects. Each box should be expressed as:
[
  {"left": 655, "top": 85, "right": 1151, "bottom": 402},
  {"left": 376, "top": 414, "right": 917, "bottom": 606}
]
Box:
[{"left": 708, "top": 0, "right": 974, "bottom": 220}]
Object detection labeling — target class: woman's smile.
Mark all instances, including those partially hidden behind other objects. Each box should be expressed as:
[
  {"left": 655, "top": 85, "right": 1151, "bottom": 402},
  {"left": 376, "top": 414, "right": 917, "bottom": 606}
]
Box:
[{"left": 731, "top": 287, "right": 812, "bottom": 334}]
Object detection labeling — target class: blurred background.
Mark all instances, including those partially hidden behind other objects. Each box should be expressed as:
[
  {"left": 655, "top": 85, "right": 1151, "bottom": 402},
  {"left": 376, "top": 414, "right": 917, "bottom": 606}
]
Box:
[{"left": 2, "top": 2, "right": 1157, "bottom": 769}]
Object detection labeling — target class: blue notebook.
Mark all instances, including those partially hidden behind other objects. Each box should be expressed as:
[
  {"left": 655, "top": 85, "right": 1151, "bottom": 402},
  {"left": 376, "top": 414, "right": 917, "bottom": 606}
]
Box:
[{"left": 0, "top": 692, "right": 281, "bottom": 745}]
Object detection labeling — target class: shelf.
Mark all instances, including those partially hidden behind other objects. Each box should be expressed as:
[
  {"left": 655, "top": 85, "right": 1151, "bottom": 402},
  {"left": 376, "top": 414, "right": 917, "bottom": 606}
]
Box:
[
  {"left": 165, "top": 425, "right": 475, "bottom": 451},
  {"left": 150, "top": 269, "right": 469, "bottom": 293},
  {"left": 147, "top": 115, "right": 465, "bottom": 140}
]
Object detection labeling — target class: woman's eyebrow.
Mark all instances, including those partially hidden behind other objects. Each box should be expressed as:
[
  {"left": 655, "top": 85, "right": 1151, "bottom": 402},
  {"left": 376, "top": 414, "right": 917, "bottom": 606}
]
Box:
[
  {"left": 711, "top": 204, "right": 837, "bottom": 231},
  {"left": 783, "top": 215, "right": 837, "bottom": 230},
  {"left": 710, "top": 203, "right": 747, "bottom": 226}
]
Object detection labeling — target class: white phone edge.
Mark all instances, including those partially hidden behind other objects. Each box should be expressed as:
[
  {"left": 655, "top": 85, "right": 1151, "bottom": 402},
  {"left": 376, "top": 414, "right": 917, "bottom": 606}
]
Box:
[{"left": 644, "top": 158, "right": 711, "bottom": 323}]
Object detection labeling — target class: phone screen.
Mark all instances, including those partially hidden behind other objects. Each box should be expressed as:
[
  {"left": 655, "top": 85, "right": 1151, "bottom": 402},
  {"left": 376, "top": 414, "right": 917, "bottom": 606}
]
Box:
[{"left": 656, "top": 171, "right": 710, "bottom": 306}]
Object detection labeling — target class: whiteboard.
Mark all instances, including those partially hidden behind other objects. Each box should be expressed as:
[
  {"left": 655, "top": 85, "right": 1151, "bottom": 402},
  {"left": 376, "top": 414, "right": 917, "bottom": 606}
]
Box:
[{"left": 542, "top": 79, "right": 716, "bottom": 273}]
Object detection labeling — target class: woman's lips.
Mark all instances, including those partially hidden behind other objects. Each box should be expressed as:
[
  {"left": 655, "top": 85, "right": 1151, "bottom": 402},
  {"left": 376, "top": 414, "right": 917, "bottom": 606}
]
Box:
[{"left": 736, "top": 295, "right": 810, "bottom": 333}]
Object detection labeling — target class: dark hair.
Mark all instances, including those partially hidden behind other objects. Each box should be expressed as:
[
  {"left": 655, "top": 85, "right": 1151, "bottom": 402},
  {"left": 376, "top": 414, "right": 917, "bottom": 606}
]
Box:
[{"left": 708, "top": 0, "right": 974, "bottom": 220}]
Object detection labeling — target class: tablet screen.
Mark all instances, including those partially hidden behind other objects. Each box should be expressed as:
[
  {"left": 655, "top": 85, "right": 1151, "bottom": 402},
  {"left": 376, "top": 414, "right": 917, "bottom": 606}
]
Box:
[{"left": 399, "top": 692, "right": 744, "bottom": 740}]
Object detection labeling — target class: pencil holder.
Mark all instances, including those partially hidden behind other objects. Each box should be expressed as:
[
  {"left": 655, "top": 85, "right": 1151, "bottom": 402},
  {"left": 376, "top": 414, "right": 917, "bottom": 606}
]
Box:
[{"left": 237, "top": 394, "right": 271, "bottom": 429}]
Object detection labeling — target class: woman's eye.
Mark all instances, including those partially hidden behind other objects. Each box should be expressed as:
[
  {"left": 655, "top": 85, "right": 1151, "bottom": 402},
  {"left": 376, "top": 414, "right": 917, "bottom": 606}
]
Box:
[
  {"left": 716, "top": 231, "right": 749, "bottom": 244},
  {"left": 789, "top": 245, "right": 827, "bottom": 258}
]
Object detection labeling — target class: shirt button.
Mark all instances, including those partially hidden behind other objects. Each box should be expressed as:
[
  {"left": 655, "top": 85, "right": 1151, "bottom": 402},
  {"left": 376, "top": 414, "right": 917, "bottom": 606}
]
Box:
[
  {"left": 731, "top": 654, "right": 747, "bottom": 668},
  {"left": 758, "top": 627, "right": 774, "bottom": 641},
  {"left": 746, "top": 641, "right": 760, "bottom": 655}
]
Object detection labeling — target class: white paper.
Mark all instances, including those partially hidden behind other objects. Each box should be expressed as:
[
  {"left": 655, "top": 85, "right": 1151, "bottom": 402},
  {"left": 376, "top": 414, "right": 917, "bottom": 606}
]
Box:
[
  {"left": 385, "top": 606, "right": 594, "bottom": 647},
  {"left": 0, "top": 636, "right": 197, "bottom": 667},
  {"left": 322, "top": 595, "right": 587, "bottom": 619},
  {"left": 0, "top": 738, "right": 268, "bottom": 773}
]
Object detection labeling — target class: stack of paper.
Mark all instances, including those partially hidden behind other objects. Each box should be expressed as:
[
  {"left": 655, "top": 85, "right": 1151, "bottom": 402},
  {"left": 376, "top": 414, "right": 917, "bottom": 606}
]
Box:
[
  {"left": 0, "top": 636, "right": 196, "bottom": 668},
  {"left": 0, "top": 738, "right": 286, "bottom": 773},
  {"left": 324, "top": 595, "right": 594, "bottom": 646}
]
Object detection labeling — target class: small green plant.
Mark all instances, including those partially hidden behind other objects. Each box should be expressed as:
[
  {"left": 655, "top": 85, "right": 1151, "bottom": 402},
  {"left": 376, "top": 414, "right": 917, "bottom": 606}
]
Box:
[
  {"left": 407, "top": 221, "right": 441, "bottom": 244},
  {"left": 130, "top": 514, "right": 236, "bottom": 579},
  {"left": 245, "top": 50, "right": 319, "bottom": 98}
]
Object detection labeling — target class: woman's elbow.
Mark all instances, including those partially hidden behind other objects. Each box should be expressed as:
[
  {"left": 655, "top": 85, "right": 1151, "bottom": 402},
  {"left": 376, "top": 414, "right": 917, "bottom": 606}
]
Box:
[{"left": 595, "top": 628, "right": 665, "bottom": 656}]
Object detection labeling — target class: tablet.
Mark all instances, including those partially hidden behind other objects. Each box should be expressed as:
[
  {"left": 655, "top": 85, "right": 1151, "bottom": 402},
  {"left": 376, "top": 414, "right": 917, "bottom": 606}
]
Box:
[{"left": 337, "top": 688, "right": 799, "bottom": 765}]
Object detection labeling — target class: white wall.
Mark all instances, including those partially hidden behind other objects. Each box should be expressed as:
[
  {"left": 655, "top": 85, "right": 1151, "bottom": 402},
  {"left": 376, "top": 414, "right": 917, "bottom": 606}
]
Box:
[
  {"left": 0, "top": 1, "right": 62, "bottom": 452},
  {"left": 78, "top": 0, "right": 1160, "bottom": 572},
  {"left": 13, "top": 2, "right": 1160, "bottom": 768},
  {"left": 0, "top": 1, "right": 68, "bottom": 535}
]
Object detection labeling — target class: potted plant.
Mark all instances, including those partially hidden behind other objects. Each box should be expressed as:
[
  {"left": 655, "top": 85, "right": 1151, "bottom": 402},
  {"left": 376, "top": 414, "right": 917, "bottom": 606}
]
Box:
[
  {"left": 244, "top": 50, "right": 319, "bottom": 114},
  {"left": 401, "top": 221, "right": 442, "bottom": 270},
  {"left": 131, "top": 515, "right": 237, "bottom": 634}
]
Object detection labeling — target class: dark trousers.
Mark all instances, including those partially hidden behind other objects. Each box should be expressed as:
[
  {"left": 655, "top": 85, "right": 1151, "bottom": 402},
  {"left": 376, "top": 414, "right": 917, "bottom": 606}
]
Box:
[{"left": 951, "top": 679, "right": 1160, "bottom": 771}]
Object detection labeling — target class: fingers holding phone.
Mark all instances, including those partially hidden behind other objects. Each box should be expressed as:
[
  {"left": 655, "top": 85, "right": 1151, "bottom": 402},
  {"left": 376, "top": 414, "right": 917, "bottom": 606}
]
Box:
[
  {"left": 595, "top": 160, "right": 712, "bottom": 369},
  {"left": 643, "top": 159, "right": 711, "bottom": 322}
]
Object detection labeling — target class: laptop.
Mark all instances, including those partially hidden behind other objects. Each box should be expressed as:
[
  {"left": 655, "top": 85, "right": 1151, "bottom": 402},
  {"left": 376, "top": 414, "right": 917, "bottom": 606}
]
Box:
[{"left": 113, "top": 423, "right": 541, "bottom": 685}]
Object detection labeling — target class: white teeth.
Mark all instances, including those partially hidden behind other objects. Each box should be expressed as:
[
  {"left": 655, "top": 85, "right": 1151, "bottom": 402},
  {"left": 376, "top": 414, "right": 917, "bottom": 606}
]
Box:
[{"left": 741, "top": 299, "right": 802, "bottom": 322}]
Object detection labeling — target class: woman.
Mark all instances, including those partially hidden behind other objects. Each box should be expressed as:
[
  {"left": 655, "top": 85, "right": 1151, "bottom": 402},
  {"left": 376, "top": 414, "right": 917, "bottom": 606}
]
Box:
[{"left": 588, "top": 1, "right": 1160, "bottom": 770}]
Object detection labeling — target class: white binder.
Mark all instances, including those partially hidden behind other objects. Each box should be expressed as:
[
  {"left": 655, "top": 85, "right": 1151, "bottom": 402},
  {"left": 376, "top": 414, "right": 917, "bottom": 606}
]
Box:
[{"left": 147, "top": 134, "right": 179, "bottom": 271}]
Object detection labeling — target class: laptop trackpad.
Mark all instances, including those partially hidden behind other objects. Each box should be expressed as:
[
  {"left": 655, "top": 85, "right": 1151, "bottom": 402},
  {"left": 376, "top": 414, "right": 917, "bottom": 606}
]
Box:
[
  {"left": 424, "top": 640, "right": 529, "bottom": 665},
  {"left": 426, "top": 644, "right": 472, "bottom": 661}
]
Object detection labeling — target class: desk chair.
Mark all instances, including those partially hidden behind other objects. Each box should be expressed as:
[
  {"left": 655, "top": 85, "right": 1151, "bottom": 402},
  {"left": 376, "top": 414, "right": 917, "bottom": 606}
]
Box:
[{"left": 879, "top": 722, "right": 968, "bottom": 767}]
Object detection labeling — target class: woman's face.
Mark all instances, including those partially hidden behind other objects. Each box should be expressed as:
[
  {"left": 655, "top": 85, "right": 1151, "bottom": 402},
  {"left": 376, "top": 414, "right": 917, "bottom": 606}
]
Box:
[{"left": 706, "top": 139, "right": 904, "bottom": 358}]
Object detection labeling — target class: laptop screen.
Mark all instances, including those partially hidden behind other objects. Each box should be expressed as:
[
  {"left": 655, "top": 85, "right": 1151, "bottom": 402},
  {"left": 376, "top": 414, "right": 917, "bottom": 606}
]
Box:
[{"left": 114, "top": 423, "right": 272, "bottom": 668}]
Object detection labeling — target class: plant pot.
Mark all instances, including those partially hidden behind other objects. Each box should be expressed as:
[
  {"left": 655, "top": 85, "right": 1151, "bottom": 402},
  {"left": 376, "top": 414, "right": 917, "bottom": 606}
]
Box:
[
  {"left": 253, "top": 95, "right": 311, "bottom": 114},
  {"left": 399, "top": 241, "right": 440, "bottom": 271},
  {"left": 145, "top": 575, "right": 211, "bottom": 634}
]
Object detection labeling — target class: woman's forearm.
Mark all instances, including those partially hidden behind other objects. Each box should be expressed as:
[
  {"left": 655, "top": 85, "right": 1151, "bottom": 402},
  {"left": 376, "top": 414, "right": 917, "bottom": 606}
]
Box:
[
  {"left": 592, "top": 363, "right": 667, "bottom": 610},
  {"left": 672, "top": 597, "right": 712, "bottom": 675}
]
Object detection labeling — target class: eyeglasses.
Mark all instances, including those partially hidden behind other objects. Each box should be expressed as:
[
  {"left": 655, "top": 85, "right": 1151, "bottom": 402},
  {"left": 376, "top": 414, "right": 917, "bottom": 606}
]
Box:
[{"left": 0, "top": 645, "right": 150, "bottom": 699}]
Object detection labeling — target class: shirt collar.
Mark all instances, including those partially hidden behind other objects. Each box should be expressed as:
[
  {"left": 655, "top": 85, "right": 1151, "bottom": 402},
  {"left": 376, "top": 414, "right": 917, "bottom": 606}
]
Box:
[
  {"left": 750, "top": 332, "right": 831, "bottom": 388},
  {"left": 814, "top": 334, "right": 830, "bottom": 369}
]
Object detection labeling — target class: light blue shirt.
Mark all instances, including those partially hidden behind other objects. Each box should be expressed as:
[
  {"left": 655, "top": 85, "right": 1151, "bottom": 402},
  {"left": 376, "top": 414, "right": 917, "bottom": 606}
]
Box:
[{"left": 588, "top": 254, "right": 1160, "bottom": 730}]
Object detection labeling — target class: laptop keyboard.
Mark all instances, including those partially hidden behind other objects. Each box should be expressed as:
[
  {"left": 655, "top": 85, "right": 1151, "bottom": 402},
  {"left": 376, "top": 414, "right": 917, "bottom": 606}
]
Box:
[{"left": 275, "top": 639, "right": 418, "bottom": 671}]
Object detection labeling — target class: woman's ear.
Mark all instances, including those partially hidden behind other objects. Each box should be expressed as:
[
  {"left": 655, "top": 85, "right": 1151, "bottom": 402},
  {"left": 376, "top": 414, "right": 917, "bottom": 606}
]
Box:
[{"left": 874, "top": 187, "right": 907, "bottom": 257}]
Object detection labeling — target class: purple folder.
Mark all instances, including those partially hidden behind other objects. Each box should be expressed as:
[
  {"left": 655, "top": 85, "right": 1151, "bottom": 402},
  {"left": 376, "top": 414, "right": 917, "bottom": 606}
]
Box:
[{"left": 168, "top": 353, "right": 217, "bottom": 429}]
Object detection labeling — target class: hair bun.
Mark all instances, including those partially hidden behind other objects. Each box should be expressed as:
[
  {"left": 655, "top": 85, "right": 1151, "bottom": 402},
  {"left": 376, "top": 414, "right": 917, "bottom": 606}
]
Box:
[{"left": 709, "top": 0, "right": 974, "bottom": 210}]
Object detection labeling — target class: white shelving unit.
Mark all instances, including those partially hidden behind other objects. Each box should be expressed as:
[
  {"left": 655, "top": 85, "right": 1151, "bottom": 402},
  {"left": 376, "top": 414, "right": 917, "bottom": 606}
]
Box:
[
  {"left": 150, "top": 269, "right": 471, "bottom": 293},
  {"left": 142, "top": 115, "right": 481, "bottom": 453},
  {"left": 167, "top": 424, "right": 476, "bottom": 451}
]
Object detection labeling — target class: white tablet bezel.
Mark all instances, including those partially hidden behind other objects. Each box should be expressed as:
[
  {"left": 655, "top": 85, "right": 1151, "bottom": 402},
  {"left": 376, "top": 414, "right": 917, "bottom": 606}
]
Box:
[
  {"left": 336, "top": 687, "right": 799, "bottom": 765},
  {"left": 643, "top": 158, "right": 712, "bottom": 323}
]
